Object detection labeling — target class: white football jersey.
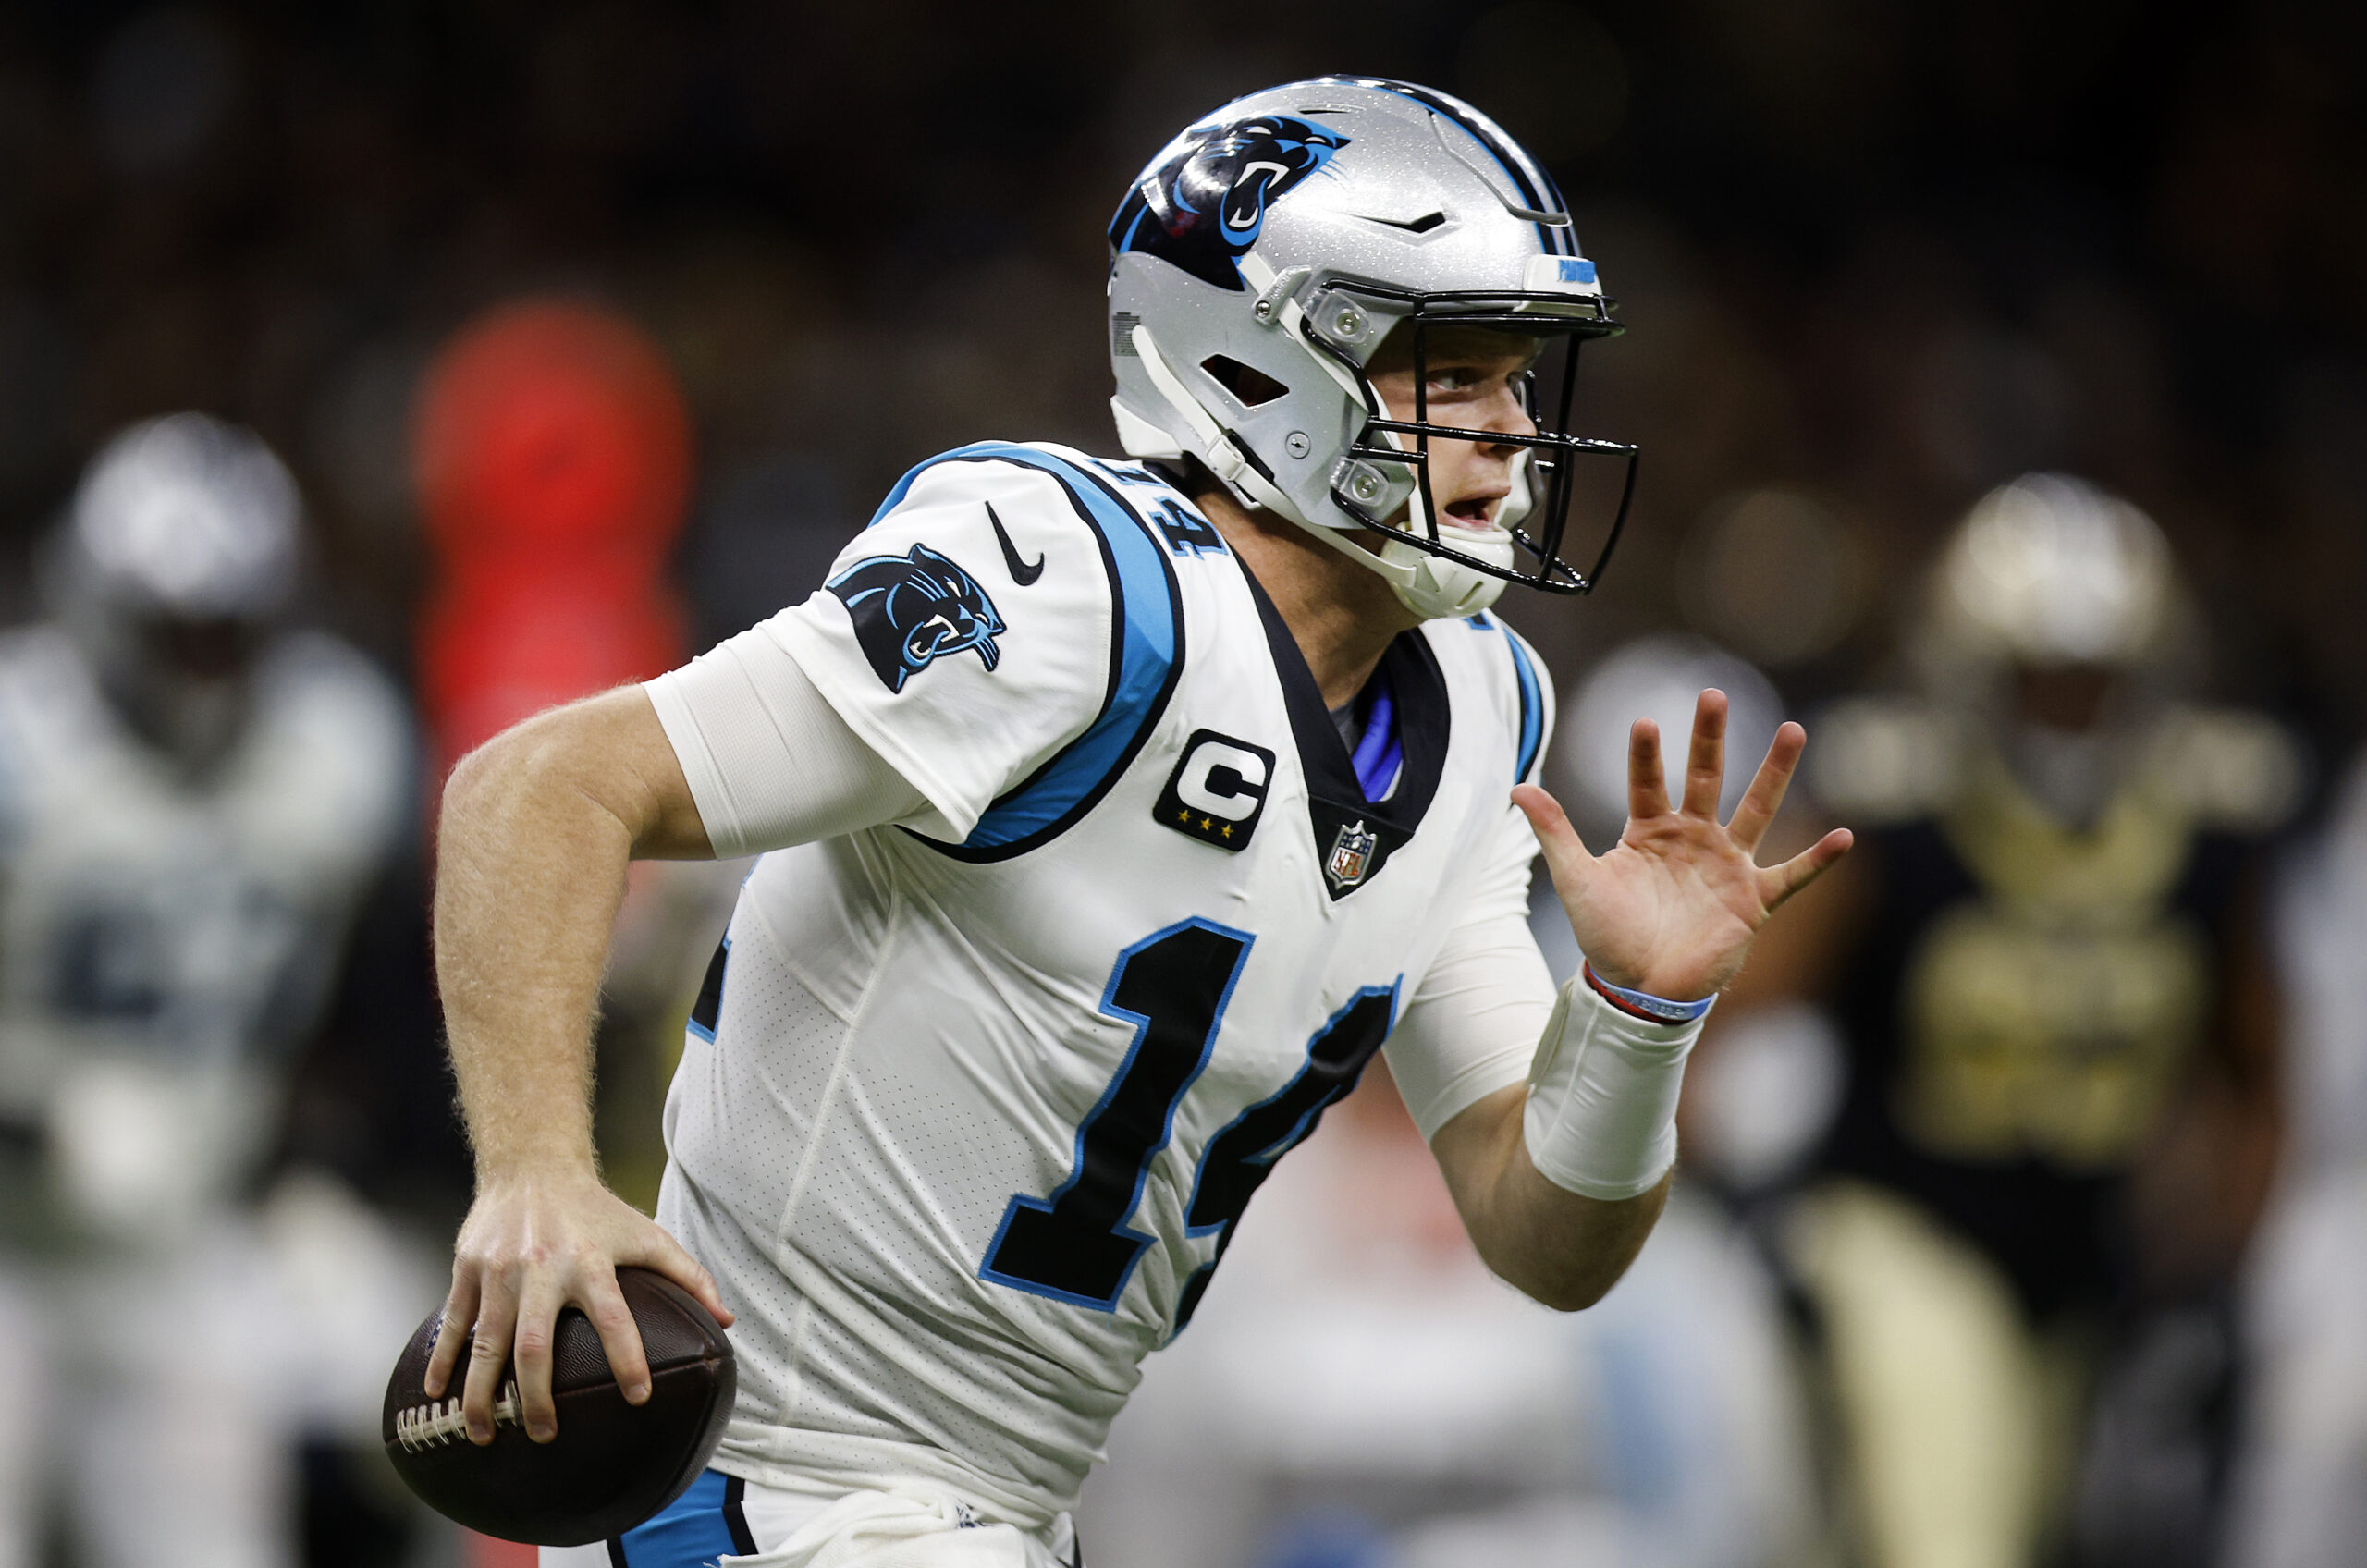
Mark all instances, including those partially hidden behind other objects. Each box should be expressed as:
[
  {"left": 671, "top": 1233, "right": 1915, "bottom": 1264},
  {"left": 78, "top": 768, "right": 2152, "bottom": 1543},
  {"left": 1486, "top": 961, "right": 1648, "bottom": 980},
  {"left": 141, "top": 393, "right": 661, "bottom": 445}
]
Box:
[
  {"left": 0, "top": 627, "right": 410, "bottom": 1235},
  {"left": 650, "top": 443, "right": 1556, "bottom": 1526}
]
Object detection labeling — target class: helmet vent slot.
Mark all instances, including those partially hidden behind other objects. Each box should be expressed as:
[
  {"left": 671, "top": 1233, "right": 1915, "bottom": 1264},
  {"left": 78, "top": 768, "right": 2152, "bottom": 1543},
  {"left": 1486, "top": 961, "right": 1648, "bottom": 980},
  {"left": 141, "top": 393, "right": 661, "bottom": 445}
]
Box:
[{"left": 1200, "top": 356, "right": 1288, "bottom": 408}]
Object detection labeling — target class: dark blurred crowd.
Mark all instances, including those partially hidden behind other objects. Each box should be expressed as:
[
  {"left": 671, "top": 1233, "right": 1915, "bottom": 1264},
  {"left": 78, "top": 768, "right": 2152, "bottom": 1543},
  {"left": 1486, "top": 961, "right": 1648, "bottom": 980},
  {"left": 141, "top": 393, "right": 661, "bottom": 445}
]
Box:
[
  {"left": 0, "top": 0, "right": 2353, "bottom": 736},
  {"left": 0, "top": 2, "right": 2360, "bottom": 1566}
]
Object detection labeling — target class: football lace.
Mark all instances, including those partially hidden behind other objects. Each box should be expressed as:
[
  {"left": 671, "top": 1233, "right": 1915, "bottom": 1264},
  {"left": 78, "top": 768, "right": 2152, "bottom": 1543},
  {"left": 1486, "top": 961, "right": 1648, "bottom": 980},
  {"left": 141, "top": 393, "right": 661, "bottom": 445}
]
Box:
[{"left": 392, "top": 1379, "right": 523, "bottom": 1452}]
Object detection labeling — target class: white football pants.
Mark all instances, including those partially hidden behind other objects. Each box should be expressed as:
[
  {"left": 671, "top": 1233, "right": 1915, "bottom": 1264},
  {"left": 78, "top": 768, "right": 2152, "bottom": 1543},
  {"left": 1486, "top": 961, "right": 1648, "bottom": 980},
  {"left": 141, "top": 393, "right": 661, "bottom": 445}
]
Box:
[{"left": 540, "top": 1478, "right": 1085, "bottom": 1568}]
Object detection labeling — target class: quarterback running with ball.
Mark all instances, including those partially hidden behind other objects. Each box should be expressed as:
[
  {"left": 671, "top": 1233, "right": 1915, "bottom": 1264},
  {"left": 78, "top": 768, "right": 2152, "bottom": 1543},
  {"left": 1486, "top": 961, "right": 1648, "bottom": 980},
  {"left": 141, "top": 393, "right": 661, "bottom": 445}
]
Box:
[{"left": 428, "top": 79, "right": 1850, "bottom": 1567}]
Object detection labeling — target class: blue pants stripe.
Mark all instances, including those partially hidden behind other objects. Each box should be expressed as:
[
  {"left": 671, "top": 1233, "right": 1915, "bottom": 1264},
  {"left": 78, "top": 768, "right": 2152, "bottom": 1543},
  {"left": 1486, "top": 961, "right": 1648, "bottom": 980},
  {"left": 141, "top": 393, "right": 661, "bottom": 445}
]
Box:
[{"left": 609, "top": 1470, "right": 755, "bottom": 1568}]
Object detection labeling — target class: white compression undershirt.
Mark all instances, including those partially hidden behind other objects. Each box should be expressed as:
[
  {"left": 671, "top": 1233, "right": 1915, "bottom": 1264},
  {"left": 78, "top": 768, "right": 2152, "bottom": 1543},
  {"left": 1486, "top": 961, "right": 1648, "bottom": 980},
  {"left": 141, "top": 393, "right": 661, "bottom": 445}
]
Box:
[{"left": 644, "top": 625, "right": 927, "bottom": 859}]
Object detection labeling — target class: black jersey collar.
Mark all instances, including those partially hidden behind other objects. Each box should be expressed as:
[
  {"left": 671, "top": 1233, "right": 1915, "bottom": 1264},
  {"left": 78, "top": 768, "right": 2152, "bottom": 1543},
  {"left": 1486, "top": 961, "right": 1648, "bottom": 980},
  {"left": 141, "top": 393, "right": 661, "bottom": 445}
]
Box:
[{"left": 1236, "top": 563, "right": 1451, "bottom": 900}]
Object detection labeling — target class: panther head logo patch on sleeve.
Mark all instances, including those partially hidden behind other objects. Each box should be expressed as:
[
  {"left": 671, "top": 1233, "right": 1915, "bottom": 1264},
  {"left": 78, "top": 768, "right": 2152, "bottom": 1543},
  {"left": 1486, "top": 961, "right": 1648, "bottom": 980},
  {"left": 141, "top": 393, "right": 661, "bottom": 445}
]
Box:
[{"left": 827, "top": 543, "right": 1007, "bottom": 692}]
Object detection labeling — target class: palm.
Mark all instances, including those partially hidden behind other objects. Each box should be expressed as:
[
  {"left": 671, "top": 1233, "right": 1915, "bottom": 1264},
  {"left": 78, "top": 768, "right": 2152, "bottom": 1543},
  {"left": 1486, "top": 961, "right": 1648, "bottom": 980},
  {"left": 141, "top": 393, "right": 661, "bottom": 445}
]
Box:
[{"left": 1515, "top": 691, "right": 1852, "bottom": 1003}]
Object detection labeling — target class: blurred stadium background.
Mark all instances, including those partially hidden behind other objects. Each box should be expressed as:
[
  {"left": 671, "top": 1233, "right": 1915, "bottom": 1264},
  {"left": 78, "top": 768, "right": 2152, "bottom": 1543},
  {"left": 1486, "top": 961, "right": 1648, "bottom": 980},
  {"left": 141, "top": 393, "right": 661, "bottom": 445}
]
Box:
[{"left": 0, "top": 2, "right": 2361, "bottom": 1566}]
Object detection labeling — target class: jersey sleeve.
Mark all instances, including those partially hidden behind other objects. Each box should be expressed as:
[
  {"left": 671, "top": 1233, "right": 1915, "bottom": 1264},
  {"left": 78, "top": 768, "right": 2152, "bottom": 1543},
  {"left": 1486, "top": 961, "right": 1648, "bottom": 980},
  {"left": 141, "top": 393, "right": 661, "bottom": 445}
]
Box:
[
  {"left": 748, "top": 452, "right": 1131, "bottom": 844},
  {"left": 644, "top": 631, "right": 931, "bottom": 858},
  {"left": 1382, "top": 620, "right": 1561, "bottom": 1140},
  {"left": 1383, "top": 800, "right": 1558, "bottom": 1141}
]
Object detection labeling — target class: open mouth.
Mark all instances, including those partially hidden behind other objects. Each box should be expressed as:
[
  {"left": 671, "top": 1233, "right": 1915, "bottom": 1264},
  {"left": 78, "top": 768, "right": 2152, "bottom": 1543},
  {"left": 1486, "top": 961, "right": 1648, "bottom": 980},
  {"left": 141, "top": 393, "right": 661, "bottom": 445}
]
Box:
[{"left": 1441, "top": 494, "right": 1502, "bottom": 531}]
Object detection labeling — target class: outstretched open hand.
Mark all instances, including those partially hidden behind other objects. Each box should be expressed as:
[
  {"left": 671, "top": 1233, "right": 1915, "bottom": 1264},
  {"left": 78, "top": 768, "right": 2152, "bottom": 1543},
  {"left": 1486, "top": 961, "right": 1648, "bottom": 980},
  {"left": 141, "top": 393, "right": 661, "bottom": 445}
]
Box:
[{"left": 1515, "top": 689, "right": 1853, "bottom": 1003}]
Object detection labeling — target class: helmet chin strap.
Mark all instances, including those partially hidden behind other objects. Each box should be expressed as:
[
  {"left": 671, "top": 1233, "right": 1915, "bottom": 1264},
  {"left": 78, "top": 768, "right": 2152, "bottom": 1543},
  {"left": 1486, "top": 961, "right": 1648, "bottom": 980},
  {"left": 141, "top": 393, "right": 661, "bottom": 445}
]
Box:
[{"left": 1129, "top": 322, "right": 1510, "bottom": 620}]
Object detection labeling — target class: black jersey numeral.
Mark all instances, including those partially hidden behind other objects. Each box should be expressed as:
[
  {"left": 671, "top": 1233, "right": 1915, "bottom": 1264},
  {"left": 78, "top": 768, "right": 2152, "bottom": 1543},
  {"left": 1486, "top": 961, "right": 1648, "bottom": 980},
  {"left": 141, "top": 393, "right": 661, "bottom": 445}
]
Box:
[
  {"left": 980, "top": 919, "right": 1254, "bottom": 1310},
  {"left": 1172, "top": 986, "right": 1397, "bottom": 1328}
]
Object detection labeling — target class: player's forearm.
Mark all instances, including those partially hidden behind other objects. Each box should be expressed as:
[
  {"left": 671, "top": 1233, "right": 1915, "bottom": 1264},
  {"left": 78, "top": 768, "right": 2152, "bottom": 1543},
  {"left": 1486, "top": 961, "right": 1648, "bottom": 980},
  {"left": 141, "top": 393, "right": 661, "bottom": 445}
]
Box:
[
  {"left": 434, "top": 697, "right": 685, "bottom": 1182},
  {"left": 1433, "top": 1086, "right": 1670, "bottom": 1309}
]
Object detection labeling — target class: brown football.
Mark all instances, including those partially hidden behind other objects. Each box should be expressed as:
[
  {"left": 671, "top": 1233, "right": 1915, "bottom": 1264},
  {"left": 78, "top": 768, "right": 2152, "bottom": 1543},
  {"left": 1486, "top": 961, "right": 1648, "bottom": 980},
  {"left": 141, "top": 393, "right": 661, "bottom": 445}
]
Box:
[{"left": 381, "top": 1268, "right": 736, "bottom": 1546}]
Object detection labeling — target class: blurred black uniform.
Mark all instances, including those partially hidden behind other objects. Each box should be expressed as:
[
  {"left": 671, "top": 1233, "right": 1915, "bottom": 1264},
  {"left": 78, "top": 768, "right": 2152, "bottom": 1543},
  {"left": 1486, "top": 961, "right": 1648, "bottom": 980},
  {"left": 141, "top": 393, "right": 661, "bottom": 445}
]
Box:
[
  {"left": 1784, "top": 475, "right": 2294, "bottom": 1568},
  {"left": 1821, "top": 752, "right": 2271, "bottom": 1320}
]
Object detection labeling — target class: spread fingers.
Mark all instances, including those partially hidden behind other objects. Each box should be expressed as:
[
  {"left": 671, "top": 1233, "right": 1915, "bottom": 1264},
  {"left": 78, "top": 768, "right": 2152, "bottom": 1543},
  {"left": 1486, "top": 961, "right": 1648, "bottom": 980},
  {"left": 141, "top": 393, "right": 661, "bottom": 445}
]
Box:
[
  {"left": 1756, "top": 827, "right": 1855, "bottom": 913},
  {"left": 1679, "top": 690, "right": 1728, "bottom": 819},
  {"left": 1627, "top": 719, "right": 1670, "bottom": 821},
  {"left": 1725, "top": 721, "right": 1808, "bottom": 852}
]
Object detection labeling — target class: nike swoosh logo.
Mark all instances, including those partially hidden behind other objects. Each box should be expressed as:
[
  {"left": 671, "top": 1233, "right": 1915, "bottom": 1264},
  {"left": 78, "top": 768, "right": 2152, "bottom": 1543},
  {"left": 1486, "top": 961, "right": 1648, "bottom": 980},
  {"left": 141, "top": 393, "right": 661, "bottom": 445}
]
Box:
[{"left": 985, "top": 502, "right": 1044, "bottom": 586}]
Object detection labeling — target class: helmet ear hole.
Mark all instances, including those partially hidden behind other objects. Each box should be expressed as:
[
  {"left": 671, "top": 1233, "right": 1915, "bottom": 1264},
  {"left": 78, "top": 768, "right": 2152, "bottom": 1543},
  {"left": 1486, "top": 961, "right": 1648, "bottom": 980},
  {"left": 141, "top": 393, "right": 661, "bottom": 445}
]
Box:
[{"left": 1199, "top": 355, "right": 1288, "bottom": 408}]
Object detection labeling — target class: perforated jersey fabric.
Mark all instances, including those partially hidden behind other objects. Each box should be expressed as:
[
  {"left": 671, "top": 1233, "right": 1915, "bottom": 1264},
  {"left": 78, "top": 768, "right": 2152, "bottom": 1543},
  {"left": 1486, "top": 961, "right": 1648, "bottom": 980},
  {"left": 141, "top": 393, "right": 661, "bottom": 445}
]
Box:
[{"left": 647, "top": 444, "right": 1557, "bottom": 1526}]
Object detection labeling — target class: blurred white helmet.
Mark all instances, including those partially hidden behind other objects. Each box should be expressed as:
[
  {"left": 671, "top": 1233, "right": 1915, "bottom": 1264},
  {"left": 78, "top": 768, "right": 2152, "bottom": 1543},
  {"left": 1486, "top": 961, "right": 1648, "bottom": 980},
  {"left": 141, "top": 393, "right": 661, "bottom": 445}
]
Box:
[
  {"left": 1916, "top": 474, "right": 2193, "bottom": 825},
  {"left": 64, "top": 412, "right": 300, "bottom": 619},
  {"left": 1928, "top": 473, "right": 2177, "bottom": 670},
  {"left": 49, "top": 413, "right": 302, "bottom": 766}
]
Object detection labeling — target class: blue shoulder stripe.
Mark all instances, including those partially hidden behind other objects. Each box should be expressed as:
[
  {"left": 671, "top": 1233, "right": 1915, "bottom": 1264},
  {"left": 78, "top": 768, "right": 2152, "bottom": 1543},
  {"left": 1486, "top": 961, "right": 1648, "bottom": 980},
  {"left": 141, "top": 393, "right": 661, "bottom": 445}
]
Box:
[
  {"left": 1490, "top": 617, "right": 1545, "bottom": 783},
  {"left": 874, "top": 443, "right": 1183, "bottom": 861}
]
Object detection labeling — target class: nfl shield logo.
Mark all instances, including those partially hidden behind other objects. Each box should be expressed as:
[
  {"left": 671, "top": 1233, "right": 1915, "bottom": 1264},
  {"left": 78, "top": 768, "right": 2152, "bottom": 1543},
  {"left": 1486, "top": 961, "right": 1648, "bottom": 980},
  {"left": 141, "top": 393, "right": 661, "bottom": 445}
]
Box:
[{"left": 1326, "top": 819, "right": 1378, "bottom": 889}]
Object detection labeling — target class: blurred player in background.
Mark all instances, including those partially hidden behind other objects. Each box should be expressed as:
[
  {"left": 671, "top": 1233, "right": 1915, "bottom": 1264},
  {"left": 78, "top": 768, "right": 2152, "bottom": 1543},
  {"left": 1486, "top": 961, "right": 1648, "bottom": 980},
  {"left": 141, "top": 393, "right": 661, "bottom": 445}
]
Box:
[
  {"left": 0, "top": 414, "right": 422, "bottom": 1568},
  {"left": 1769, "top": 476, "right": 2296, "bottom": 1568}
]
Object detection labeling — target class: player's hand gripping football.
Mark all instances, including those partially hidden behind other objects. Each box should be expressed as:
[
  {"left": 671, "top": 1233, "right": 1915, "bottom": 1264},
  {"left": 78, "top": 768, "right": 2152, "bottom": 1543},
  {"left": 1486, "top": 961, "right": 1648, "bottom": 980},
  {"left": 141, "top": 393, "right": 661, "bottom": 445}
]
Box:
[
  {"left": 1515, "top": 689, "right": 1852, "bottom": 1003},
  {"left": 425, "top": 1170, "right": 733, "bottom": 1445}
]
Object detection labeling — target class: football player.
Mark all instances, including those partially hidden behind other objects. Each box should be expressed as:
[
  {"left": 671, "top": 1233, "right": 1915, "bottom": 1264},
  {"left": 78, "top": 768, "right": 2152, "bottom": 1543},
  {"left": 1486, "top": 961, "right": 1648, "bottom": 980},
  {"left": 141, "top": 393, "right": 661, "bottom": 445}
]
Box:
[
  {"left": 0, "top": 414, "right": 415, "bottom": 1568},
  {"left": 423, "top": 80, "right": 1849, "bottom": 1567},
  {"left": 1784, "top": 476, "right": 2294, "bottom": 1567}
]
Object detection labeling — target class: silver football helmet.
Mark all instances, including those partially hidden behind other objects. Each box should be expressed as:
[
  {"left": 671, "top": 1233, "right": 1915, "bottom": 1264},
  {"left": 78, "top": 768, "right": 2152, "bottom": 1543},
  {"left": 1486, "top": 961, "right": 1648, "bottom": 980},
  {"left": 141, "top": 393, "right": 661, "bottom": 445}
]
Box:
[
  {"left": 1108, "top": 77, "right": 1634, "bottom": 619},
  {"left": 48, "top": 413, "right": 301, "bottom": 766}
]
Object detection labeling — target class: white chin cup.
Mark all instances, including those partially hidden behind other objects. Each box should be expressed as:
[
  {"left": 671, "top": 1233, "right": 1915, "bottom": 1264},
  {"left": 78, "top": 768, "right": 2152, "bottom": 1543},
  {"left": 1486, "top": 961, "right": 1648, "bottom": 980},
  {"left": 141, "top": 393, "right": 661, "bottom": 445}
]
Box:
[
  {"left": 1497, "top": 447, "right": 1537, "bottom": 535},
  {"left": 1295, "top": 513, "right": 1515, "bottom": 620},
  {"left": 1378, "top": 528, "right": 1513, "bottom": 619}
]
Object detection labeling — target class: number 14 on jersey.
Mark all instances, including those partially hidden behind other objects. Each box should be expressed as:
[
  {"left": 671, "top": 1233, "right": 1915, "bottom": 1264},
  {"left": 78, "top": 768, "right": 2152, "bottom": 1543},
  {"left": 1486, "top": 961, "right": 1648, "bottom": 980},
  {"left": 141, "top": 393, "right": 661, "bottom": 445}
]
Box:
[{"left": 980, "top": 918, "right": 1394, "bottom": 1327}]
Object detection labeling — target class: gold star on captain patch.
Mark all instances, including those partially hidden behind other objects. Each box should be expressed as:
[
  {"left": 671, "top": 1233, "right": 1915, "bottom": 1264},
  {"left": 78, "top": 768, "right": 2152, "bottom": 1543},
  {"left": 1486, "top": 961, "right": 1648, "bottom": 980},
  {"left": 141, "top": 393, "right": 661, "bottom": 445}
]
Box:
[
  {"left": 1177, "top": 809, "right": 1190, "bottom": 822},
  {"left": 1198, "top": 816, "right": 1213, "bottom": 831},
  {"left": 1220, "top": 824, "right": 1233, "bottom": 839}
]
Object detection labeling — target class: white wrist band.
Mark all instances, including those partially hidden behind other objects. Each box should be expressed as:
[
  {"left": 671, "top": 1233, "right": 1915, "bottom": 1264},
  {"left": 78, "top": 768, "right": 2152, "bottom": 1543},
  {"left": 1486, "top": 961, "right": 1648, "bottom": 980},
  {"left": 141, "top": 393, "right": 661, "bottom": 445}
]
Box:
[{"left": 1522, "top": 975, "right": 1704, "bottom": 1200}]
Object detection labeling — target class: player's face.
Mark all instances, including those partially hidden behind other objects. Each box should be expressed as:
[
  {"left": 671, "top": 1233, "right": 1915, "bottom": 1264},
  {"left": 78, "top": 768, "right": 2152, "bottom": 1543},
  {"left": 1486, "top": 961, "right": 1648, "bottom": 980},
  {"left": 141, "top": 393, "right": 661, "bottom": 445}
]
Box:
[
  {"left": 142, "top": 613, "right": 263, "bottom": 683},
  {"left": 1365, "top": 325, "right": 1543, "bottom": 535},
  {"left": 2013, "top": 662, "right": 2117, "bottom": 732}
]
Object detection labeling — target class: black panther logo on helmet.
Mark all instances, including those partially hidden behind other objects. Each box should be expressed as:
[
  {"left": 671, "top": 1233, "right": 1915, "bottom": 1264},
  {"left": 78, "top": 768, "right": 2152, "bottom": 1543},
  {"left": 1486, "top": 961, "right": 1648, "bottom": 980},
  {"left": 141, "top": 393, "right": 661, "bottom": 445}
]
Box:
[
  {"left": 827, "top": 543, "right": 1007, "bottom": 692},
  {"left": 1110, "top": 114, "right": 1350, "bottom": 293}
]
